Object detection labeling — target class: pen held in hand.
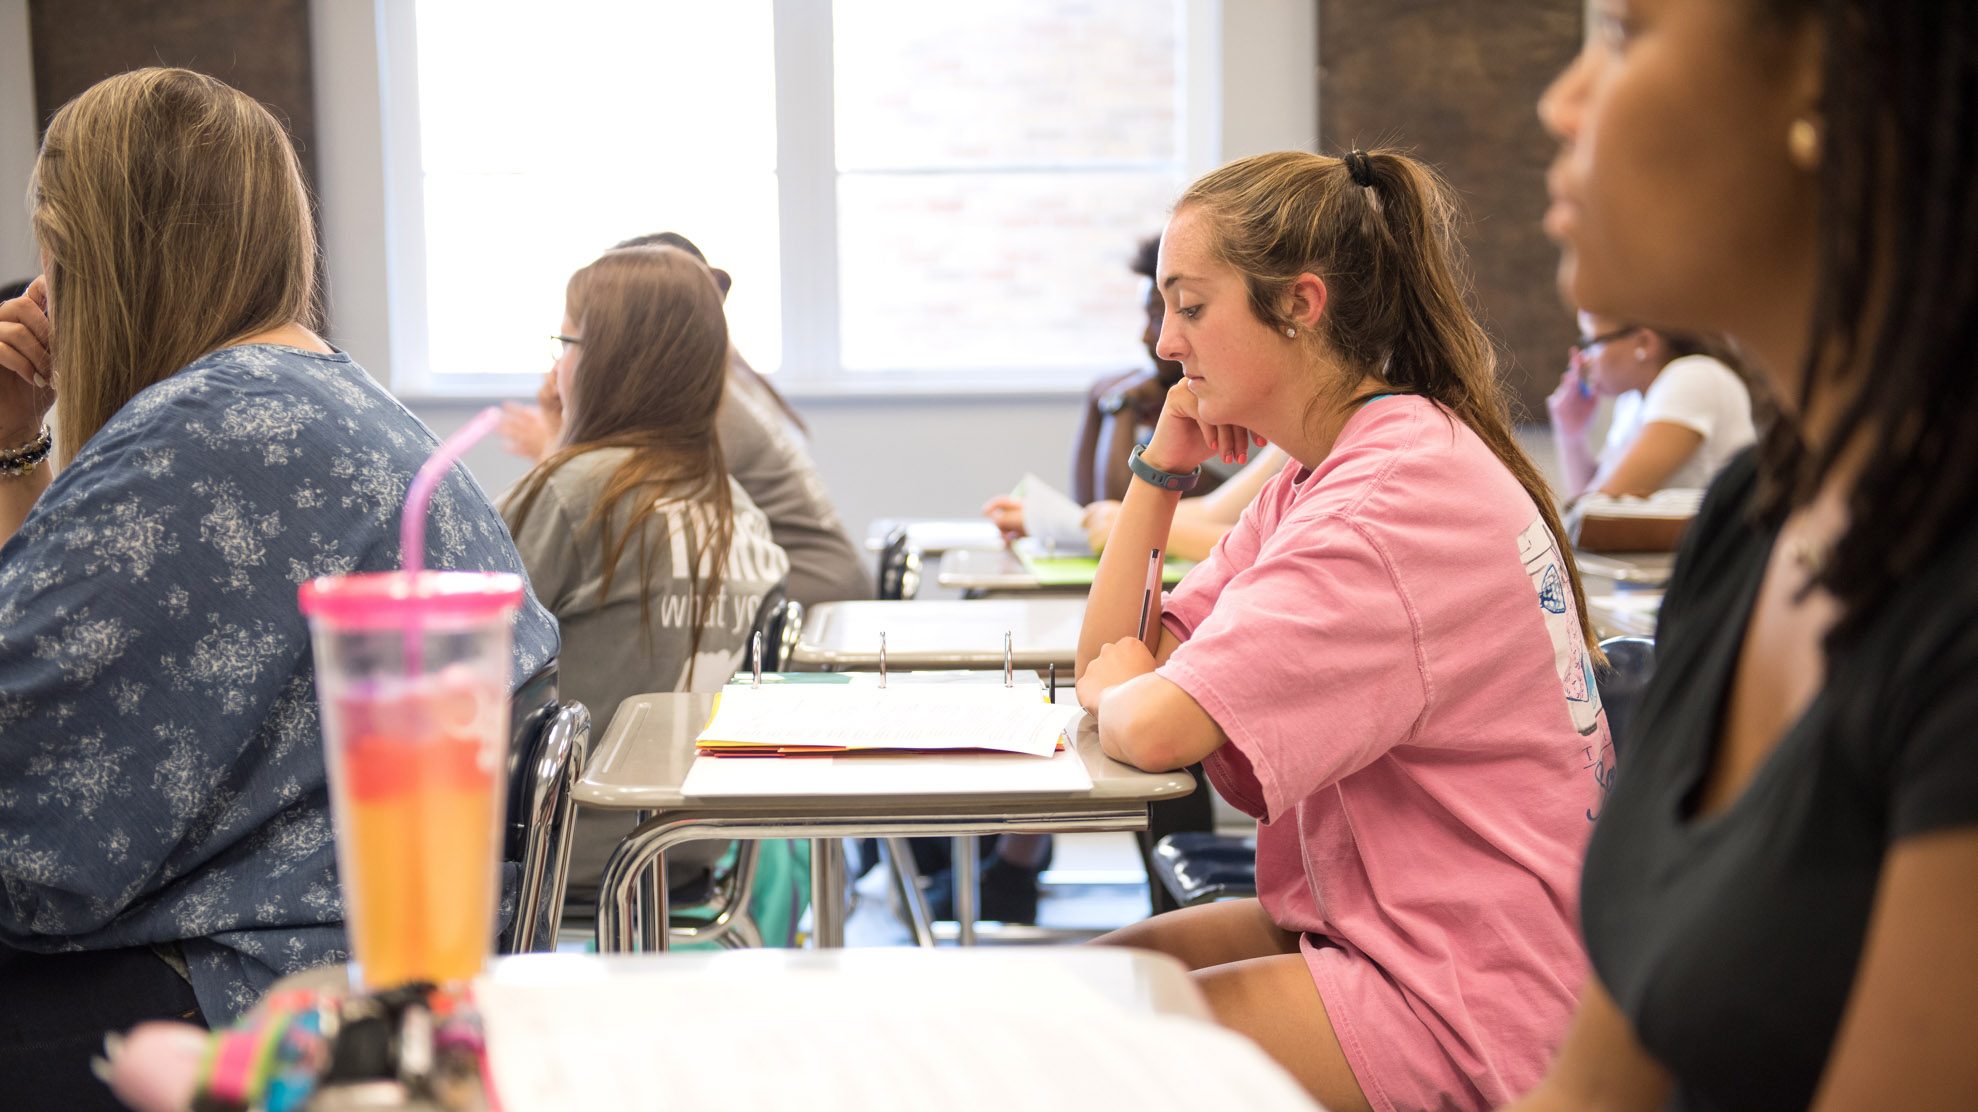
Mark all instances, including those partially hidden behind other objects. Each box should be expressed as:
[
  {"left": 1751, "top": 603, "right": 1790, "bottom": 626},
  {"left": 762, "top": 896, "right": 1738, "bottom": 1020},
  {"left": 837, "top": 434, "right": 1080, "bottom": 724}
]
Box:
[{"left": 1137, "top": 546, "right": 1162, "bottom": 646}]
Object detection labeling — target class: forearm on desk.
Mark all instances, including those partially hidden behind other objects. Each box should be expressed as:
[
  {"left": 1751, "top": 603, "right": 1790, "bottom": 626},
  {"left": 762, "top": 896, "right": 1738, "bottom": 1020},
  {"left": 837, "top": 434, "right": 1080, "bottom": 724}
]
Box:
[
  {"left": 1096, "top": 672, "right": 1225, "bottom": 772},
  {"left": 1077, "top": 475, "right": 1182, "bottom": 674}
]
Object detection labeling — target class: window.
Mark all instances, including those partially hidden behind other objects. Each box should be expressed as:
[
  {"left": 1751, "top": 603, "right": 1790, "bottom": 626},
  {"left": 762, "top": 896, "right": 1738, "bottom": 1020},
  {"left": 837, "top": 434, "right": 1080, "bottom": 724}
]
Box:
[{"left": 394, "top": 0, "right": 1200, "bottom": 396}]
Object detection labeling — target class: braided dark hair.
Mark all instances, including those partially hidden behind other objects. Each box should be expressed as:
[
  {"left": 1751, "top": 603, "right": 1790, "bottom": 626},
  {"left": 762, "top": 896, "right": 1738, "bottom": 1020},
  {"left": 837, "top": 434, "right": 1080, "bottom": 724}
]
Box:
[{"left": 1747, "top": 3, "right": 1978, "bottom": 648}]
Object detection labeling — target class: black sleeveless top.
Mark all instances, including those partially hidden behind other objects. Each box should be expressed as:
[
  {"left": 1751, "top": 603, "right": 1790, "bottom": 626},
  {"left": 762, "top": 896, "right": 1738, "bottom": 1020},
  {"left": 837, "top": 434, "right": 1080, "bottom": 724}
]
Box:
[{"left": 1580, "top": 450, "right": 1978, "bottom": 1110}]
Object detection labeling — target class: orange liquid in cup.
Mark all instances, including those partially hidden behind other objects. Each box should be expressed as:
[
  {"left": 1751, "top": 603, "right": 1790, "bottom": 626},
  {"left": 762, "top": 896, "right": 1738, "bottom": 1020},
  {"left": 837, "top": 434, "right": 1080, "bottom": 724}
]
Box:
[{"left": 338, "top": 696, "right": 501, "bottom": 989}]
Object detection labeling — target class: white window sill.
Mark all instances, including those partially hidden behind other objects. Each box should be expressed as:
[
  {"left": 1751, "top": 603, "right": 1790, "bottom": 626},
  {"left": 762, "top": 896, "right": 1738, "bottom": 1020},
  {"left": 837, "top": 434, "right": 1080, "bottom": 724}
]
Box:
[{"left": 393, "top": 368, "right": 1101, "bottom": 408}]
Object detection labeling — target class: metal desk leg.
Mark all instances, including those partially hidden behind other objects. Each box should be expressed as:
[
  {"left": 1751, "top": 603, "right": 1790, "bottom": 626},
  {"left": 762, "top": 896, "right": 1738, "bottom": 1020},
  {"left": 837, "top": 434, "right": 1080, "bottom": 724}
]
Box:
[
  {"left": 597, "top": 808, "right": 1149, "bottom": 953},
  {"left": 953, "top": 835, "right": 978, "bottom": 946},
  {"left": 809, "top": 838, "right": 846, "bottom": 947},
  {"left": 884, "top": 837, "right": 937, "bottom": 948},
  {"left": 636, "top": 810, "right": 663, "bottom": 952}
]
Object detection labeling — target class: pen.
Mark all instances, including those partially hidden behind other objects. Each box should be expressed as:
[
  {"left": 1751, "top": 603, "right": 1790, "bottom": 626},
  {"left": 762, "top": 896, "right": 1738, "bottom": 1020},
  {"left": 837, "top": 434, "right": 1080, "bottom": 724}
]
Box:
[
  {"left": 879, "top": 630, "right": 887, "bottom": 689},
  {"left": 1137, "top": 546, "right": 1162, "bottom": 645},
  {"left": 752, "top": 630, "right": 763, "bottom": 688},
  {"left": 1004, "top": 631, "right": 1014, "bottom": 687}
]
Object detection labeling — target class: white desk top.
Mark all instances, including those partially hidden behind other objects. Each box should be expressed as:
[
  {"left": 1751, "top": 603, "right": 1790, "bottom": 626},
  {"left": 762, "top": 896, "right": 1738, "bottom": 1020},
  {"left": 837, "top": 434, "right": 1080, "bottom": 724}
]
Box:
[
  {"left": 1587, "top": 588, "right": 1663, "bottom": 639},
  {"left": 1574, "top": 549, "right": 1677, "bottom": 587},
  {"left": 935, "top": 546, "right": 1054, "bottom": 591},
  {"left": 575, "top": 690, "right": 1193, "bottom": 812},
  {"left": 790, "top": 596, "right": 1088, "bottom": 670},
  {"left": 863, "top": 517, "right": 1004, "bottom": 555}
]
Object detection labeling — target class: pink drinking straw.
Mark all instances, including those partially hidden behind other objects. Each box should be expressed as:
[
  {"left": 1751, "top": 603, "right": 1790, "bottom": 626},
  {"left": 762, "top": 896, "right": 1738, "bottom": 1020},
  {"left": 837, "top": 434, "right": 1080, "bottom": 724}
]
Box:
[
  {"left": 401, "top": 406, "right": 504, "bottom": 576},
  {"left": 397, "top": 406, "right": 505, "bottom": 672}
]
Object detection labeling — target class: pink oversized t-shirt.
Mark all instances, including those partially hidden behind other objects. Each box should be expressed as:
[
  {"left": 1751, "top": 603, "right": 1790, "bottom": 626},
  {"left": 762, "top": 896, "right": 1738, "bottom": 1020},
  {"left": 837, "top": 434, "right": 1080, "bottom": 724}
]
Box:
[{"left": 1160, "top": 396, "right": 1611, "bottom": 1112}]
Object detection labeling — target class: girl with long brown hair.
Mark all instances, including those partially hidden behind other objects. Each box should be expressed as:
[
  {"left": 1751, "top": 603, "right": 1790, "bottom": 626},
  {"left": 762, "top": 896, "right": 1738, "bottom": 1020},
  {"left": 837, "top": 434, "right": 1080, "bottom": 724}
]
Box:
[
  {"left": 500, "top": 245, "right": 787, "bottom": 892},
  {"left": 0, "top": 67, "right": 556, "bottom": 1105},
  {"left": 1073, "top": 149, "right": 1608, "bottom": 1110}
]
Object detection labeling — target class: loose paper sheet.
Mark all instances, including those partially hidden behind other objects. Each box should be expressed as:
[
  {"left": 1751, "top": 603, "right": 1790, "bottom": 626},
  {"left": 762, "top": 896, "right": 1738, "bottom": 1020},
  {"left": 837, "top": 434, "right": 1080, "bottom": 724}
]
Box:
[
  {"left": 680, "top": 742, "right": 1094, "bottom": 798},
  {"left": 698, "top": 686, "right": 1080, "bottom": 758},
  {"left": 1013, "top": 472, "right": 1093, "bottom": 554},
  {"left": 478, "top": 964, "right": 1325, "bottom": 1112}
]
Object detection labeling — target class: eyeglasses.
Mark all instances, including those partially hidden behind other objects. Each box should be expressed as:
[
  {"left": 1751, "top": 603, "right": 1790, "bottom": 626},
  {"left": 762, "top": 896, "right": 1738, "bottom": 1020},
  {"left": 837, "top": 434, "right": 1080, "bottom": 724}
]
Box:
[
  {"left": 1570, "top": 325, "right": 1638, "bottom": 357},
  {"left": 550, "top": 334, "right": 582, "bottom": 360}
]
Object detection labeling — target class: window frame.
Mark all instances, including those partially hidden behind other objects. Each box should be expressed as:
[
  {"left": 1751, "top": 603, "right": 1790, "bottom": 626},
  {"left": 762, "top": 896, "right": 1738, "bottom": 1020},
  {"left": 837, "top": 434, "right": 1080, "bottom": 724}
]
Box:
[{"left": 375, "top": 0, "right": 1223, "bottom": 401}]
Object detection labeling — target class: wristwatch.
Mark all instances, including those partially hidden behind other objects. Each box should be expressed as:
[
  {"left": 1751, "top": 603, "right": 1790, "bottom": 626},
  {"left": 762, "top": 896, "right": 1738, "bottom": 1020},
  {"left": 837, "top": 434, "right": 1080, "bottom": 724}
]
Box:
[{"left": 1128, "top": 443, "right": 1201, "bottom": 493}]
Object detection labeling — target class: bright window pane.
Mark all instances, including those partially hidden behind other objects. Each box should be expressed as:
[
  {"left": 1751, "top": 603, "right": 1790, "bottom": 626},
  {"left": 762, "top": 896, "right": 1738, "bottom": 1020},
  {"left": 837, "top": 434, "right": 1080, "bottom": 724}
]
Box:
[
  {"left": 414, "top": 0, "right": 780, "bottom": 379},
  {"left": 834, "top": 0, "right": 1180, "bottom": 170},
  {"left": 833, "top": 0, "right": 1184, "bottom": 373},
  {"left": 836, "top": 172, "right": 1178, "bottom": 373}
]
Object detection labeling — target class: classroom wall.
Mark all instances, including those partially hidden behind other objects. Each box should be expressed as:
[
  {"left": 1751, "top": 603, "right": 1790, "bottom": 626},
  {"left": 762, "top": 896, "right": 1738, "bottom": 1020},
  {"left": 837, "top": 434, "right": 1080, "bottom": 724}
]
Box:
[
  {"left": 0, "top": 0, "right": 37, "bottom": 280},
  {"left": 1317, "top": 0, "right": 1584, "bottom": 419}
]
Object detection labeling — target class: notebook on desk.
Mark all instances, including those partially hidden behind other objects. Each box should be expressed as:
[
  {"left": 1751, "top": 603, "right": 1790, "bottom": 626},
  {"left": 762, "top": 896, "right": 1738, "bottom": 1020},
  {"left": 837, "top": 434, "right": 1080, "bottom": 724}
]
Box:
[
  {"left": 1011, "top": 537, "right": 1193, "bottom": 588},
  {"left": 682, "top": 682, "right": 1092, "bottom": 797},
  {"left": 477, "top": 956, "right": 1323, "bottom": 1111}
]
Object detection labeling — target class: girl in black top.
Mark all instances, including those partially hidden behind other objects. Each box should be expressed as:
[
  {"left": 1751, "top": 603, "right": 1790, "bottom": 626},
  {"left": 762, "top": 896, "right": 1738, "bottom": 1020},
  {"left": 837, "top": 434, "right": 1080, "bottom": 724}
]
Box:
[{"left": 1515, "top": 2, "right": 1978, "bottom": 1110}]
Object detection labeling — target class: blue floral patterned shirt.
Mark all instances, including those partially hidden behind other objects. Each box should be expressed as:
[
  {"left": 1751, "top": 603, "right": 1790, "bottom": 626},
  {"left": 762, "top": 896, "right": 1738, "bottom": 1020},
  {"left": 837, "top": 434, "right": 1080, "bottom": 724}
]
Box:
[{"left": 0, "top": 345, "right": 559, "bottom": 1023}]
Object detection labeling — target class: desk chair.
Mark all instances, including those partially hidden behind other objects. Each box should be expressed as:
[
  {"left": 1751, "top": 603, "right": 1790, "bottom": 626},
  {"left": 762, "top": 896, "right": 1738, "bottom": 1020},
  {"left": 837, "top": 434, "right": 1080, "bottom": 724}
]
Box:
[
  {"left": 1596, "top": 635, "right": 1656, "bottom": 761},
  {"left": 876, "top": 526, "right": 922, "bottom": 601},
  {"left": 503, "top": 660, "right": 592, "bottom": 953},
  {"left": 751, "top": 583, "right": 804, "bottom": 672},
  {"left": 1147, "top": 636, "right": 1660, "bottom": 909}
]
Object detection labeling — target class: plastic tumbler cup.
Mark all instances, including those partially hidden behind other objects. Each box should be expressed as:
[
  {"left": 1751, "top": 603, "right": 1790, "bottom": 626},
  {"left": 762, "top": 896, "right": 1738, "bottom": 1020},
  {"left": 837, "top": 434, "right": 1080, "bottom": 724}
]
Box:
[{"left": 299, "top": 571, "right": 524, "bottom": 990}]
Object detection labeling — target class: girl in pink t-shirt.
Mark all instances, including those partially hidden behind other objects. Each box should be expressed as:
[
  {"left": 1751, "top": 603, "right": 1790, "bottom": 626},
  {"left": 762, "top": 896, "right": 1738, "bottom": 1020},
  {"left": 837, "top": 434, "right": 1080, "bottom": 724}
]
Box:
[{"left": 1075, "top": 149, "right": 1612, "bottom": 1112}]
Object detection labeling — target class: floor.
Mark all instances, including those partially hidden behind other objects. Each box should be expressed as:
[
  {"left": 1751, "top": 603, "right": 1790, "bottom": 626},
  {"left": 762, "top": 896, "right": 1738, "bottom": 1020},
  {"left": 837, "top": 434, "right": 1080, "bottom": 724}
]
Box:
[
  {"left": 842, "top": 831, "right": 1156, "bottom": 947},
  {"left": 558, "top": 829, "right": 1165, "bottom": 953}
]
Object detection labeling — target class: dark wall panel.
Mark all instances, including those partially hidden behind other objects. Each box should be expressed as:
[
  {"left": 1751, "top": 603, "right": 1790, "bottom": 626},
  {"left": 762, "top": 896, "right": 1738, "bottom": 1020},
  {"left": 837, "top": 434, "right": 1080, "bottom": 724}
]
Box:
[
  {"left": 1318, "top": 0, "right": 1581, "bottom": 416},
  {"left": 26, "top": 0, "right": 318, "bottom": 193}
]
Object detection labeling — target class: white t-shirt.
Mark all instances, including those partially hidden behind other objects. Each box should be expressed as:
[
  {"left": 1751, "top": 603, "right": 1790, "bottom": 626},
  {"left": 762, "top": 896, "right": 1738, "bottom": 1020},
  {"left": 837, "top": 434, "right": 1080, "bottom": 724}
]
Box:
[{"left": 1600, "top": 355, "right": 1756, "bottom": 491}]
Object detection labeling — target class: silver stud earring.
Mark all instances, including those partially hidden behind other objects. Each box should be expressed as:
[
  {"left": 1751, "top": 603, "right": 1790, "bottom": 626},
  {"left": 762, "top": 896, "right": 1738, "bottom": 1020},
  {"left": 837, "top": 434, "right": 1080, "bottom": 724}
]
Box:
[{"left": 1284, "top": 327, "right": 1297, "bottom": 338}]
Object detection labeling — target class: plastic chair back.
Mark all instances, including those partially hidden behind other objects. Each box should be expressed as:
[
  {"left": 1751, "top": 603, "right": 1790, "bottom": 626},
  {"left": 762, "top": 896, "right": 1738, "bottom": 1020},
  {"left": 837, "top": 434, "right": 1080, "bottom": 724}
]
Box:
[
  {"left": 876, "top": 526, "right": 921, "bottom": 600},
  {"left": 1596, "top": 636, "right": 1656, "bottom": 762},
  {"left": 503, "top": 659, "right": 592, "bottom": 953},
  {"left": 750, "top": 583, "right": 804, "bottom": 672}
]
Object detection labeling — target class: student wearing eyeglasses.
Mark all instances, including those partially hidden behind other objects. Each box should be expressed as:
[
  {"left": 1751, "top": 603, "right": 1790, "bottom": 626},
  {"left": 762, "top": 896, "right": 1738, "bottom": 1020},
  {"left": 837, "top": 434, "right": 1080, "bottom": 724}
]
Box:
[{"left": 1546, "top": 310, "right": 1756, "bottom": 500}]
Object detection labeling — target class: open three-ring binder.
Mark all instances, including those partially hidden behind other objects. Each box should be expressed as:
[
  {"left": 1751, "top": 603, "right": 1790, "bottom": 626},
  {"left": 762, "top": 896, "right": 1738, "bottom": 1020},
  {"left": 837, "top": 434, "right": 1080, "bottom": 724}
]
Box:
[{"left": 678, "top": 629, "right": 1093, "bottom": 798}]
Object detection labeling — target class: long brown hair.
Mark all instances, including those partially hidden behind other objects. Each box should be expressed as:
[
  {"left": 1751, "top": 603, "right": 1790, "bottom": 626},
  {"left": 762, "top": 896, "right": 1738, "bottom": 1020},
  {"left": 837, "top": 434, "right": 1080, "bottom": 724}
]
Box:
[
  {"left": 612, "top": 231, "right": 808, "bottom": 435},
  {"left": 29, "top": 67, "right": 318, "bottom": 468},
  {"left": 506, "top": 246, "right": 735, "bottom": 681},
  {"left": 1181, "top": 149, "right": 1603, "bottom": 659}
]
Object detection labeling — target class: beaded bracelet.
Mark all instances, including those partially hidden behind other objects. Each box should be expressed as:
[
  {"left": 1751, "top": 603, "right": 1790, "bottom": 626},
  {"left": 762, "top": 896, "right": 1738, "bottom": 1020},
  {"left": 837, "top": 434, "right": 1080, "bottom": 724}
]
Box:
[
  {"left": 0, "top": 426, "right": 51, "bottom": 478},
  {"left": 184, "top": 982, "right": 488, "bottom": 1111}
]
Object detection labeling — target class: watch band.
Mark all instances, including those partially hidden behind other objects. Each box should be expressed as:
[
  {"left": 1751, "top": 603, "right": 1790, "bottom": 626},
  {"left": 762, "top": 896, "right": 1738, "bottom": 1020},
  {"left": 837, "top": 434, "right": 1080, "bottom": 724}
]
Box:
[{"left": 1128, "top": 443, "right": 1202, "bottom": 493}]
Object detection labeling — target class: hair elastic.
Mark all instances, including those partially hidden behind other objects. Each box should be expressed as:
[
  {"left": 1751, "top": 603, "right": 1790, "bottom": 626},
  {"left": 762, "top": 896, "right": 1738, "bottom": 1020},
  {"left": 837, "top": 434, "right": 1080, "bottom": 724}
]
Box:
[{"left": 1345, "top": 149, "right": 1375, "bottom": 188}]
